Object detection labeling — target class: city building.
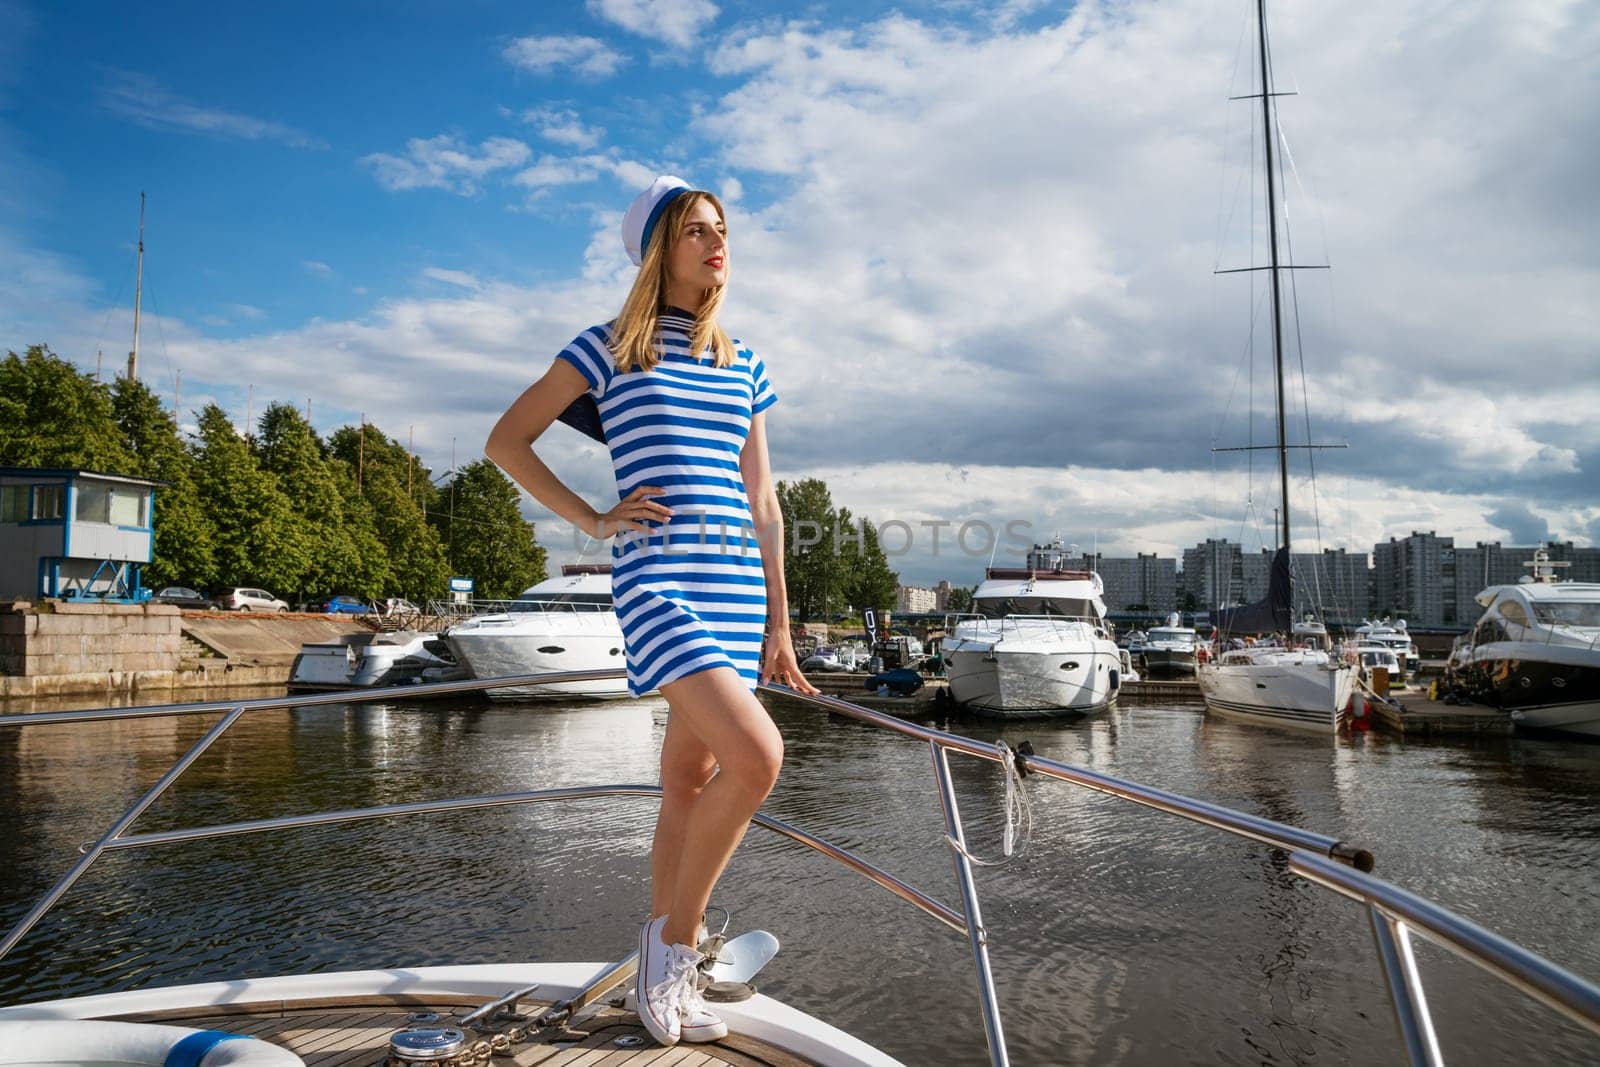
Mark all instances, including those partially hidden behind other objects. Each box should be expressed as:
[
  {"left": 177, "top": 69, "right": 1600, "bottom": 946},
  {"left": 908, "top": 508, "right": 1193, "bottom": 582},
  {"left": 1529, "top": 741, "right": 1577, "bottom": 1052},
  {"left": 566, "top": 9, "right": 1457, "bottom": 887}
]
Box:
[
  {"left": 1372, "top": 531, "right": 1455, "bottom": 626},
  {"left": 1074, "top": 553, "right": 1178, "bottom": 614},
  {"left": 896, "top": 584, "right": 940, "bottom": 614},
  {"left": 1181, "top": 539, "right": 1245, "bottom": 610}
]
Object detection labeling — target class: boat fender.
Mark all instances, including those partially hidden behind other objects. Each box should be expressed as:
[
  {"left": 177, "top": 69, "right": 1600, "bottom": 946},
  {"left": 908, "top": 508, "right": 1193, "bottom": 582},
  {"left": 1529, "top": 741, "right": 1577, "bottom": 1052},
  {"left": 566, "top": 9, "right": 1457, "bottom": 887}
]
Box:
[{"left": 0, "top": 1020, "right": 304, "bottom": 1065}]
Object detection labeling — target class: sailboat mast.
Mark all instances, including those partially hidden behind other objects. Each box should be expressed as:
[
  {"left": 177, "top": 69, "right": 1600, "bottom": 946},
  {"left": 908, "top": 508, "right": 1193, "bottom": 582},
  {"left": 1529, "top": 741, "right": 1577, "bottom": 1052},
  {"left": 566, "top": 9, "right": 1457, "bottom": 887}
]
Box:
[
  {"left": 129, "top": 192, "right": 145, "bottom": 381},
  {"left": 1255, "top": 0, "right": 1290, "bottom": 556}
]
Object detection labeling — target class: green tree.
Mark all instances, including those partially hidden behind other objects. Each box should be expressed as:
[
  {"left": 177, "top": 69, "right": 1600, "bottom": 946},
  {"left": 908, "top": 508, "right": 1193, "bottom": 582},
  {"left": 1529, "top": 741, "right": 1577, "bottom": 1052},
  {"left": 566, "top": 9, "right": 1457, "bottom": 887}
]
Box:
[
  {"left": 191, "top": 404, "right": 309, "bottom": 594},
  {"left": 256, "top": 403, "right": 387, "bottom": 598},
  {"left": 777, "top": 478, "right": 848, "bottom": 620},
  {"left": 110, "top": 376, "right": 216, "bottom": 588},
  {"left": 946, "top": 585, "right": 976, "bottom": 613},
  {"left": 841, "top": 514, "right": 899, "bottom": 616},
  {"left": 329, "top": 423, "right": 448, "bottom": 599},
  {"left": 0, "top": 345, "right": 133, "bottom": 470},
  {"left": 433, "top": 459, "right": 547, "bottom": 599}
]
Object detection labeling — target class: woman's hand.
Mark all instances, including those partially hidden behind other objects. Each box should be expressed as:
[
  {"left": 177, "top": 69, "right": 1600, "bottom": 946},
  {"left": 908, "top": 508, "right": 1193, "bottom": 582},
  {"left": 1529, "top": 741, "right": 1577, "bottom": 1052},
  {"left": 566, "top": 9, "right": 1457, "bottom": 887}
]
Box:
[
  {"left": 762, "top": 632, "right": 820, "bottom": 694},
  {"left": 590, "top": 485, "right": 672, "bottom": 539}
]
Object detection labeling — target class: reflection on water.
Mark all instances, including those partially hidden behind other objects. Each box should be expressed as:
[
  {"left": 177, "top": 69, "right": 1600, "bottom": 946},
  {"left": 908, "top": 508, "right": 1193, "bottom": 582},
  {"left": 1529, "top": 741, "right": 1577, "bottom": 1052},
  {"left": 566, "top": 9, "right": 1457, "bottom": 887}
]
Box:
[{"left": 1, "top": 693, "right": 1597, "bottom": 1065}]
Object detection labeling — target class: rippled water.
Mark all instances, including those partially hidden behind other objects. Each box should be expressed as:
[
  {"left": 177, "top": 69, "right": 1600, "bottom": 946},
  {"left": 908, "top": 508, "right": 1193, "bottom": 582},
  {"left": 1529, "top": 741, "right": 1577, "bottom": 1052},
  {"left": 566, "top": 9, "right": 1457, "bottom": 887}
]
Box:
[{"left": 1, "top": 692, "right": 1597, "bottom": 1065}]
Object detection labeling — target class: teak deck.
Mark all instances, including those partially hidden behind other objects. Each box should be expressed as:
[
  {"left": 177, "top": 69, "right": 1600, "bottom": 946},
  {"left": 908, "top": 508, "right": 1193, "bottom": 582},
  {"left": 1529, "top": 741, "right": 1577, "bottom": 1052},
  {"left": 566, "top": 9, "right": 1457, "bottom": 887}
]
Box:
[{"left": 112, "top": 994, "right": 814, "bottom": 1066}]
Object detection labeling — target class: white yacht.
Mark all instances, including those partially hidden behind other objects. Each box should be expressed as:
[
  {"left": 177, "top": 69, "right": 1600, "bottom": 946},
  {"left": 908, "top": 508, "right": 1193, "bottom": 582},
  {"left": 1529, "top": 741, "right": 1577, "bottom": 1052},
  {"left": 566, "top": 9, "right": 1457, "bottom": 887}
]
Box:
[
  {"left": 442, "top": 564, "right": 635, "bottom": 700},
  {"left": 1141, "top": 617, "right": 1199, "bottom": 676},
  {"left": 1457, "top": 548, "right": 1600, "bottom": 738},
  {"left": 1354, "top": 618, "right": 1419, "bottom": 681},
  {"left": 1353, "top": 643, "right": 1404, "bottom": 692},
  {"left": 1193, "top": 0, "right": 1353, "bottom": 734},
  {"left": 942, "top": 540, "right": 1123, "bottom": 718},
  {"left": 288, "top": 629, "right": 459, "bottom": 691}
]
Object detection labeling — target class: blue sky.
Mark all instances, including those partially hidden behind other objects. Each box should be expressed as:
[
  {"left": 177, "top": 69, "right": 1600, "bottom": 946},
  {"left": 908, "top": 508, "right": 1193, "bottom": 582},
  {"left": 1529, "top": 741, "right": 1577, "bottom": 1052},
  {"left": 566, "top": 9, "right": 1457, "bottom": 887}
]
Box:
[{"left": 3, "top": 0, "right": 1597, "bottom": 586}]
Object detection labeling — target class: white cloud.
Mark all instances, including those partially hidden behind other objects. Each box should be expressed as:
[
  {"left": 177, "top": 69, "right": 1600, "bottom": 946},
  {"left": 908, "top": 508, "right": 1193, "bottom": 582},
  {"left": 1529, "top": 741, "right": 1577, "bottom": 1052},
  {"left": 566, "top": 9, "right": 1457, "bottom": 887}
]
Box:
[
  {"left": 302, "top": 260, "right": 334, "bottom": 278},
  {"left": 586, "top": 0, "right": 718, "bottom": 49},
  {"left": 511, "top": 152, "right": 657, "bottom": 192},
  {"left": 230, "top": 303, "right": 266, "bottom": 320},
  {"left": 520, "top": 106, "right": 605, "bottom": 149},
  {"left": 7, "top": 1, "right": 1598, "bottom": 586},
  {"left": 361, "top": 135, "right": 532, "bottom": 194},
  {"left": 501, "top": 34, "right": 626, "bottom": 78},
  {"left": 99, "top": 72, "right": 324, "bottom": 149},
  {"left": 421, "top": 267, "right": 481, "bottom": 290}
]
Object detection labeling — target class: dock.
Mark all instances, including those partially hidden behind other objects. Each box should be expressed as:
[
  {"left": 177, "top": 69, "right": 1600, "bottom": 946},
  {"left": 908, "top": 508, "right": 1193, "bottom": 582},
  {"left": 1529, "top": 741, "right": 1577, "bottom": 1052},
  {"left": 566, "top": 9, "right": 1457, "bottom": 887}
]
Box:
[{"left": 1369, "top": 687, "right": 1512, "bottom": 736}]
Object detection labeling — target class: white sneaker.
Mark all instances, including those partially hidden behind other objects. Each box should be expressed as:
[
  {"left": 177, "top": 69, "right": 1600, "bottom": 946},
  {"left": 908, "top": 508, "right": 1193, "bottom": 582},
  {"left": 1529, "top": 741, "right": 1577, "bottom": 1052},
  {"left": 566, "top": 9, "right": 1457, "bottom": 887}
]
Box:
[
  {"left": 680, "top": 981, "right": 729, "bottom": 1043},
  {"left": 636, "top": 916, "right": 701, "bottom": 1046}
]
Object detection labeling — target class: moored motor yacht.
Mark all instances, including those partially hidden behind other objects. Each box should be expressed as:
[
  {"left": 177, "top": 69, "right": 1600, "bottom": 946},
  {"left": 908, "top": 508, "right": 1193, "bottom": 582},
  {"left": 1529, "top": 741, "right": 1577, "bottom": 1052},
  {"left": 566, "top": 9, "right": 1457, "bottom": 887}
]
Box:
[
  {"left": 1355, "top": 617, "right": 1418, "bottom": 682},
  {"left": 442, "top": 564, "right": 636, "bottom": 699},
  {"left": 1457, "top": 547, "right": 1600, "bottom": 738},
  {"left": 941, "top": 540, "right": 1123, "bottom": 718},
  {"left": 287, "top": 629, "right": 459, "bottom": 691},
  {"left": 1141, "top": 617, "right": 1199, "bottom": 676}
]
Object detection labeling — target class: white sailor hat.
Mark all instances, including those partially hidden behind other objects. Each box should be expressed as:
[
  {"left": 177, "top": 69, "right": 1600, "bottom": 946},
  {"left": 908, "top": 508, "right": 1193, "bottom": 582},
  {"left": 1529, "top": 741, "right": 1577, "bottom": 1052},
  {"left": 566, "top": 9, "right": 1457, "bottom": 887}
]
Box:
[{"left": 622, "top": 174, "right": 694, "bottom": 267}]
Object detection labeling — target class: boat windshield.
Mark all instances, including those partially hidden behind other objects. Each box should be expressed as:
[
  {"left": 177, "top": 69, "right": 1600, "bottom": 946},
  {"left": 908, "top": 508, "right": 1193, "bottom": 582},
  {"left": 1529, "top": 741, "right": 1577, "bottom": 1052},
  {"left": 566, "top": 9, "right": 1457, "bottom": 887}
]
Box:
[
  {"left": 1148, "top": 629, "right": 1195, "bottom": 642},
  {"left": 1532, "top": 601, "right": 1600, "bottom": 627},
  {"left": 972, "top": 596, "right": 1095, "bottom": 619}
]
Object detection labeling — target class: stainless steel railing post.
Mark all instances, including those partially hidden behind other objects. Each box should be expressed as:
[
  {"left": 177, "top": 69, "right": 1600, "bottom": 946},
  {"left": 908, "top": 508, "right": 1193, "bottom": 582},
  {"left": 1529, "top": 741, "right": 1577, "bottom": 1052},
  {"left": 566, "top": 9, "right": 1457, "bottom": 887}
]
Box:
[
  {"left": 930, "top": 740, "right": 1010, "bottom": 1067},
  {"left": 0, "top": 703, "right": 248, "bottom": 964},
  {"left": 1367, "top": 905, "right": 1444, "bottom": 1067}
]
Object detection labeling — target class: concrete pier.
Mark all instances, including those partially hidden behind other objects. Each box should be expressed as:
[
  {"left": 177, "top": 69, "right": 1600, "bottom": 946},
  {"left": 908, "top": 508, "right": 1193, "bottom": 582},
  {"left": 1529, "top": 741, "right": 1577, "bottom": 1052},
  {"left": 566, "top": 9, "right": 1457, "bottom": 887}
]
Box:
[
  {"left": 1370, "top": 688, "right": 1512, "bottom": 736},
  {"left": 0, "top": 601, "right": 365, "bottom": 703}
]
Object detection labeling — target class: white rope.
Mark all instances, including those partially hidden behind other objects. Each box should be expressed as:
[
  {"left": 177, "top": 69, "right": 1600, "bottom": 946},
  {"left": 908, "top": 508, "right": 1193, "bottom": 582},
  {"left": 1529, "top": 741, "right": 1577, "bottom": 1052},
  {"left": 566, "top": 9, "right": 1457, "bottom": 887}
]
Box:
[{"left": 947, "top": 740, "right": 1034, "bottom": 868}]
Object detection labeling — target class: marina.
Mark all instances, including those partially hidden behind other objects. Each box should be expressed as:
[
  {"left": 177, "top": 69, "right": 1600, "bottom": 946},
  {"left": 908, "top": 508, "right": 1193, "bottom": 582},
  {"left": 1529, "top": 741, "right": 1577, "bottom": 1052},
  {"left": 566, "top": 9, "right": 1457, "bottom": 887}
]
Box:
[
  {"left": 1, "top": 1, "right": 1596, "bottom": 1063},
  {"left": 1, "top": 677, "right": 1597, "bottom": 1064}
]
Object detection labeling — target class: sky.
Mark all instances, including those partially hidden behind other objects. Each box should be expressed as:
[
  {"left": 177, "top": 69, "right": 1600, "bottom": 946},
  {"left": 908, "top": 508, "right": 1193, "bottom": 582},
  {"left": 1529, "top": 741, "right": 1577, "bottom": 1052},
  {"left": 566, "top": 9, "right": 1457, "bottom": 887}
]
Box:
[{"left": 1, "top": 0, "right": 1596, "bottom": 588}]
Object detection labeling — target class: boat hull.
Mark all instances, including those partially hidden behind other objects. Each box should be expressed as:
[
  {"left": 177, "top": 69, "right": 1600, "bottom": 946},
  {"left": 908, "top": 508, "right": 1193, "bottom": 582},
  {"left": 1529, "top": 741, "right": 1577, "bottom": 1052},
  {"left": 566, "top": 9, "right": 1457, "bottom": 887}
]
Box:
[
  {"left": 1463, "top": 644, "right": 1600, "bottom": 739},
  {"left": 1141, "top": 648, "right": 1196, "bottom": 677},
  {"left": 943, "top": 634, "right": 1121, "bottom": 718},
  {"left": 0, "top": 962, "right": 902, "bottom": 1067},
  {"left": 444, "top": 615, "right": 635, "bottom": 699},
  {"left": 1198, "top": 658, "right": 1354, "bottom": 734}
]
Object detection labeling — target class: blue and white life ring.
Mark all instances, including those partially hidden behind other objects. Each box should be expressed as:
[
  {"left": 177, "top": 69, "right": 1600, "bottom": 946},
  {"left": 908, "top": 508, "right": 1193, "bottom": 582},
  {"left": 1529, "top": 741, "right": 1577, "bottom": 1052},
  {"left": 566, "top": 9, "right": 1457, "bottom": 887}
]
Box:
[{"left": 0, "top": 1019, "right": 304, "bottom": 1066}]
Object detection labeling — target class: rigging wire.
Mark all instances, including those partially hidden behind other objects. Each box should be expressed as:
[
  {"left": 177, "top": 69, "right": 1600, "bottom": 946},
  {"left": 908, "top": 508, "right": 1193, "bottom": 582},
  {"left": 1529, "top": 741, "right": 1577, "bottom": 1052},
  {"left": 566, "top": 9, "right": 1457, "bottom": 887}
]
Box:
[
  {"left": 1264, "top": 8, "right": 1335, "bottom": 623},
  {"left": 90, "top": 248, "right": 137, "bottom": 376}
]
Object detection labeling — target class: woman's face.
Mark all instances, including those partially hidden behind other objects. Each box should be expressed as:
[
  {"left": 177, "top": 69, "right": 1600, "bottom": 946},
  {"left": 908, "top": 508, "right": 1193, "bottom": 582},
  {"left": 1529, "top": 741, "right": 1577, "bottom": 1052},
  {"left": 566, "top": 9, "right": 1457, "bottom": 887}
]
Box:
[{"left": 666, "top": 197, "right": 727, "bottom": 298}]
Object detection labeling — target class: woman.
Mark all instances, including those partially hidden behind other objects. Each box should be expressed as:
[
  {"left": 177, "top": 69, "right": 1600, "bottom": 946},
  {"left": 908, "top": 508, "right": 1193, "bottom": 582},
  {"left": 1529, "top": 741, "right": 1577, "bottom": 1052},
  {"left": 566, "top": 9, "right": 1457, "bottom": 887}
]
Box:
[{"left": 485, "top": 175, "right": 820, "bottom": 1048}]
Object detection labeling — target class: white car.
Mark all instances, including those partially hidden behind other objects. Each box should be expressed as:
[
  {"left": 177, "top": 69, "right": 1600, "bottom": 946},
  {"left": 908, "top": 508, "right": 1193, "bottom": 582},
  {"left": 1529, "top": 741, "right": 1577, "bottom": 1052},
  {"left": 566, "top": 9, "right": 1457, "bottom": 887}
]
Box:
[{"left": 217, "top": 587, "right": 289, "bottom": 613}]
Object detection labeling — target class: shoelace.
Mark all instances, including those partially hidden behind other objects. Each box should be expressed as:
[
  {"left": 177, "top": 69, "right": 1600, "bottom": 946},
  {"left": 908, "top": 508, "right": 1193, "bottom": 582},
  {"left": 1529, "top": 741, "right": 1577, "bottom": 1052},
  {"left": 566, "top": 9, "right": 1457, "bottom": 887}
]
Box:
[{"left": 648, "top": 948, "right": 701, "bottom": 1020}]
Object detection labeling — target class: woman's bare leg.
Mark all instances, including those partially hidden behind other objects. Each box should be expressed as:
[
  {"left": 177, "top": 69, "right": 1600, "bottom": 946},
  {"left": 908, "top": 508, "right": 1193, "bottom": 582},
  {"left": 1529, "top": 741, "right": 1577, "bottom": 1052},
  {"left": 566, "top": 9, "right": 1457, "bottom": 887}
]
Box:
[
  {"left": 653, "top": 665, "right": 784, "bottom": 949},
  {"left": 650, "top": 712, "right": 717, "bottom": 921}
]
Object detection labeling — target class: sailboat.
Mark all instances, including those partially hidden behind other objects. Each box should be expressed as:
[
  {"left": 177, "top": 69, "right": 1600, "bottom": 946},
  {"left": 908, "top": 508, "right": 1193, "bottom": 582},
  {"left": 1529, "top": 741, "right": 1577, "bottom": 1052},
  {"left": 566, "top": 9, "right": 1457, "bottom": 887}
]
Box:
[{"left": 1195, "top": 0, "right": 1355, "bottom": 734}]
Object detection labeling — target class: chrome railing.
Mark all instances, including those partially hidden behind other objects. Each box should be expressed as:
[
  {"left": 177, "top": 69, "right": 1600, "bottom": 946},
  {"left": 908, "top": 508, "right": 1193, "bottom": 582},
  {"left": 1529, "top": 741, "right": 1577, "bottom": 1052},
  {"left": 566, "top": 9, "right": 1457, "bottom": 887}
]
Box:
[
  {"left": 1, "top": 670, "right": 1597, "bottom": 1067},
  {"left": 945, "top": 611, "right": 1112, "bottom": 642}
]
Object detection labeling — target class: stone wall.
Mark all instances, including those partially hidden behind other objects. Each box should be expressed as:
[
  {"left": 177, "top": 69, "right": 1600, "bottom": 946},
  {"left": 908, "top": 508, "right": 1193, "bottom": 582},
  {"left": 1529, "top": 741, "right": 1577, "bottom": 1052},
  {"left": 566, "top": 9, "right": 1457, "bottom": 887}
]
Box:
[{"left": 0, "top": 601, "right": 182, "bottom": 677}]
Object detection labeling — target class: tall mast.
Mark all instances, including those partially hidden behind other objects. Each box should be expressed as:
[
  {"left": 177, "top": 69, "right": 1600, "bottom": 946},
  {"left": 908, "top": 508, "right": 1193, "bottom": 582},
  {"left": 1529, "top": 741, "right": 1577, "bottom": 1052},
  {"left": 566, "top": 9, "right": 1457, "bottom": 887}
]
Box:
[
  {"left": 1255, "top": 0, "right": 1290, "bottom": 556},
  {"left": 129, "top": 192, "right": 145, "bottom": 381}
]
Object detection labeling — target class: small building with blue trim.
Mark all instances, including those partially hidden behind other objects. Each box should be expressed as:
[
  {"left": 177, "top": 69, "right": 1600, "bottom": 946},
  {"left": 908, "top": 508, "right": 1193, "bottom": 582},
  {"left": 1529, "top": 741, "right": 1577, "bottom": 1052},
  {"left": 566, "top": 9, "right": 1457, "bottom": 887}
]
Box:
[{"left": 0, "top": 467, "right": 161, "bottom": 602}]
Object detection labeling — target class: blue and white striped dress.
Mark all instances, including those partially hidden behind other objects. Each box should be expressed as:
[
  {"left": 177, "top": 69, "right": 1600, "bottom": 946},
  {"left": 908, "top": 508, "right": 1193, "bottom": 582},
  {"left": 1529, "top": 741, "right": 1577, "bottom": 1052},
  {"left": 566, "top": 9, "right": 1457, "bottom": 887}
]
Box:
[{"left": 555, "top": 308, "right": 779, "bottom": 697}]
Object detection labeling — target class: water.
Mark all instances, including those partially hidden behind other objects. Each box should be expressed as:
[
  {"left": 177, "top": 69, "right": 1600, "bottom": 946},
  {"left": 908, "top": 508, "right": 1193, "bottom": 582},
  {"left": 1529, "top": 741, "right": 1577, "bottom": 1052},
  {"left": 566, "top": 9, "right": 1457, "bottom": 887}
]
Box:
[{"left": 1, "top": 693, "right": 1597, "bottom": 1065}]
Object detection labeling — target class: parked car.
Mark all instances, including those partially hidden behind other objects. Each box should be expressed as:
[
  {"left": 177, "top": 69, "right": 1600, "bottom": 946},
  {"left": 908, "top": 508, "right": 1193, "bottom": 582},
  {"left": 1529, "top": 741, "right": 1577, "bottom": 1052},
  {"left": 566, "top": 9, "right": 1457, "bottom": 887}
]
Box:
[
  {"left": 321, "top": 594, "right": 369, "bottom": 615},
  {"left": 217, "top": 587, "right": 289, "bottom": 613},
  {"left": 150, "top": 586, "right": 215, "bottom": 609},
  {"left": 375, "top": 598, "right": 421, "bottom": 618}
]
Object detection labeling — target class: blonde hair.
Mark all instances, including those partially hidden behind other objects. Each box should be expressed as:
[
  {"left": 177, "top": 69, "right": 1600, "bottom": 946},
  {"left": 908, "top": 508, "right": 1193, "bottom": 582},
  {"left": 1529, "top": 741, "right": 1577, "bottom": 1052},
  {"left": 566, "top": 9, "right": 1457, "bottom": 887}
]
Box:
[{"left": 610, "top": 191, "right": 735, "bottom": 373}]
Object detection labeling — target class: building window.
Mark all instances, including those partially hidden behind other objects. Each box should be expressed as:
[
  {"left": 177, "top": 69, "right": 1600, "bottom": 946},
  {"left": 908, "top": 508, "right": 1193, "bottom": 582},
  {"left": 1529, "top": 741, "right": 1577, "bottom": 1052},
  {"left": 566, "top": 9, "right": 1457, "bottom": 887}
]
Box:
[
  {"left": 110, "top": 488, "right": 143, "bottom": 527},
  {"left": 76, "top": 485, "right": 111, "bottom": 523},
  {"left": 32, "top": 484, "right": 64, "bottom": 521},
  {"left": 0, "top": 485, "right": 26, "bottom": 523}
]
